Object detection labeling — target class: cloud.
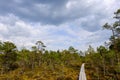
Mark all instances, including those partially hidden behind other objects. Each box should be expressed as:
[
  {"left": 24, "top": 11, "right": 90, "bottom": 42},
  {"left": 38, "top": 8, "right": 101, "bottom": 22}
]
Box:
[
  {"left": 0, "top": 14, "right": 92, "bottom": 50},
  {"left": 0, "top": 0, "right": 119, "bottom": 26},
  {"left": 0, "top": 0, "right": 119, "bottom": 51},
  {"left": 0, "top": 13, "right": 114, "bottom": 51}
]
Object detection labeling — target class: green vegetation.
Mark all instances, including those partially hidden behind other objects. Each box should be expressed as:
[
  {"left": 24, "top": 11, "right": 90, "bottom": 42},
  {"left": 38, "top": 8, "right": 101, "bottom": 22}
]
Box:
[{"left": 0, "top": 9, "right": 120, "bottom": 80}]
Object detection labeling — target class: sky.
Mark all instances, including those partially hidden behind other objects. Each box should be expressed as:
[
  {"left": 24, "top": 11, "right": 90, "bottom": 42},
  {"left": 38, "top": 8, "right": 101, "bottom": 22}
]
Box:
[{"left": 0, "top": 0, "right": 120, "bottom": 51}]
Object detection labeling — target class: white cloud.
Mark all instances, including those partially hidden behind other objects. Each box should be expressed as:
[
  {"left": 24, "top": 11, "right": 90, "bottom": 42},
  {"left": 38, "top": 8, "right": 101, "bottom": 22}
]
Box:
[
  {"left": 0, "top": 0, "right": 119, "bottom": 51},
  {"left": 0, "top": 14, "right": 92, "bottom": 50},
  {"left": 0, "top": 12, "right": 115, "bottom": 51}
]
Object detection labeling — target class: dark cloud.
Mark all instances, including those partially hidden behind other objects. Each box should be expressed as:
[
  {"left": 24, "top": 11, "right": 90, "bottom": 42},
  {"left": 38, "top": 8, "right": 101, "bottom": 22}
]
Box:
[
  {"left": 0, "top": 0, "right": 120, "bottom": 32},
  {"left": 30, "top": 0, "right": 68, "bottom": 5},
  {"left": 80, "top": 15, "right": 105, "bottom": 32},
  {"left": 0, "top": 0, "right": 69, "bottom": 24}
]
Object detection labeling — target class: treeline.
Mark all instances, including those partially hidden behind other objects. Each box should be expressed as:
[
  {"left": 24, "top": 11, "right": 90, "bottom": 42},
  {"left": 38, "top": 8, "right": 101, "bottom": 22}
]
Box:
[
  {"left": 85, "top": 45, "right": 120, "bottom": 80},
  {"left": 0, "top": 40, "right": 120, "bottom": 80},
  {"left": 0, "top": 9, "right": 120, "bottom": 80},
  {"left": 0, "top": 41, "right": 83, "bottom": 80},
  {"left": 85, "top": 8, "right": 120, "bottom": 80}
]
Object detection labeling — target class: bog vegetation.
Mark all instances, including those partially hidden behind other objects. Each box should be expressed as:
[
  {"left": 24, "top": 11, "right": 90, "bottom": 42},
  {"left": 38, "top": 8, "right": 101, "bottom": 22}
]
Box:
[{"left": 0, "top": 9, "right": 120, "bottom": 80}]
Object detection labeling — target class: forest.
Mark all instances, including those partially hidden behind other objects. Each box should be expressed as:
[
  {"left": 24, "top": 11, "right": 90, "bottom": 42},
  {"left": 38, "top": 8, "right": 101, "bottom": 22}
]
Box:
[{"left": 0, "top": 9, "right": 120, "bottom": 80}]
